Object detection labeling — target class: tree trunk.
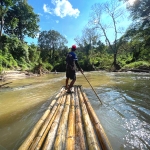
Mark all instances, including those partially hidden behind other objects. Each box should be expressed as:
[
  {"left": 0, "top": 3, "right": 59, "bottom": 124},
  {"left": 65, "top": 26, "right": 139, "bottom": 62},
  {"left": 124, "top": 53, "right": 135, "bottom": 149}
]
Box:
[
  {"left": 113, "top": 53, "right": 117, "bottom": 66},
  {"left": 0, "top": 17, "right": 3, "bottom": 37},
  {"left": 0, "top": 16, "right": 3, "bottom": 51},
  {"left": 113, "top": 53, "right": 120, "bottom": 71}
]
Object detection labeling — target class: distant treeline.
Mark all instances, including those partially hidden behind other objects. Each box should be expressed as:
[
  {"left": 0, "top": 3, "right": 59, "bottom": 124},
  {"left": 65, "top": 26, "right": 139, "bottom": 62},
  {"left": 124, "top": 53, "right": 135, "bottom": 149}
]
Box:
[{"left": 0, "top": 0, "right": 149, "bottom": 74}]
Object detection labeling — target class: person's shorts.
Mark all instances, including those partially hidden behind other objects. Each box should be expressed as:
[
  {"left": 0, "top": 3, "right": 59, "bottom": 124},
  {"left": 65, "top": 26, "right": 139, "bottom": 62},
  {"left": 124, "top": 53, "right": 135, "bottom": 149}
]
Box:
[{"left": 66, "top": 69, "right": 76, "bottom": 80}]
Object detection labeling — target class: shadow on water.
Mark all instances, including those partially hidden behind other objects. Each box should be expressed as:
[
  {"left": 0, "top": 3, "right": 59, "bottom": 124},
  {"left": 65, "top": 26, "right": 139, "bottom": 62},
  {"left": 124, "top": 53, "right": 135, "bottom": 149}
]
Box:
[{"left": 0, "top": 71, "right": 150, "bottom": 150}]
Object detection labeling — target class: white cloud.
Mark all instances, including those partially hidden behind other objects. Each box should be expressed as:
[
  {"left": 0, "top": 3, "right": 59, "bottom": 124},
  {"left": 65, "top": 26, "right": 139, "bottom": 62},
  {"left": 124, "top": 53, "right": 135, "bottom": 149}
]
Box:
[
  {"left": 43, "top": 4, "right": 52, "bottom": 14},
  {"left": 43, "top": 0, "right": 80, "bottom": 18}
]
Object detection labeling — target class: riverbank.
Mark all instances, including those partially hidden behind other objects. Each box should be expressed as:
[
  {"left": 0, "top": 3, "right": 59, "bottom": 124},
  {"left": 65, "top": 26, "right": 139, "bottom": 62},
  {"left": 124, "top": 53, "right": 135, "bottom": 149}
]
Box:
[
  {"left": 0, "top": 71, "right": 39, "bottom": 88},
  {"left": 1, "top": 68, "right": 149, "bottom": 82},
  {"left": 0, "top": 71, "right": 31, "bottom": 87},
  {"left": 0, "top": 70, "right": 57, "bottom": 88},
  {"left": 0, "top": 71, "right": 38, "bottom": 81}
]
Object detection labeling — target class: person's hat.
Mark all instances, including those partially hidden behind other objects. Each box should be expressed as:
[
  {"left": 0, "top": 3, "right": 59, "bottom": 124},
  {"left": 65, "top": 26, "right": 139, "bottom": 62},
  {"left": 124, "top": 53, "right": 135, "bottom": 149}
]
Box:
[{"left": 72, "top": 45, "right": 76, "bottom": 50}]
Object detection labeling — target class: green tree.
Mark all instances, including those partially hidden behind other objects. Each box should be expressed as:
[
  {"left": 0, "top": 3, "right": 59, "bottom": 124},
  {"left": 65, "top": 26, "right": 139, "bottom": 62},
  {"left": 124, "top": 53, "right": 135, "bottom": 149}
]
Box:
[
  {"left": 120, "top": 0, "right": 150, "bottom": 62},
  {"left": 28, "top": 44, "right": 40, "bottom": 63},
  {"left": 3, "top": 0, "right": 39, "bottom": 41},
  {"left": 88, "top": 0, "right": 126, "bottom": 70},
  {"left": 0, "top": 0, "right": 13, "bottom": 37},
  {"left": 120, "top": 0, "right": 150, "bottom": 28},
  {"left": 120, "top": 26, "right": 150, "bottom": 62},
  {"left": 38, "top": 30, "right": 68, "bottom": 64},
  {"left": 75, "top": 27, "right": 99, "bottom": 57}
]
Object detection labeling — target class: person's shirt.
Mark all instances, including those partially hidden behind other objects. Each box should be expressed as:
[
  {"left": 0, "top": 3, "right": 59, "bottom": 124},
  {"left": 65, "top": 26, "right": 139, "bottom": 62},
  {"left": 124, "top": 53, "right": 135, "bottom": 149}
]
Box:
[{"left": 66, "top": 51, "right": 81, "bottom": 71}]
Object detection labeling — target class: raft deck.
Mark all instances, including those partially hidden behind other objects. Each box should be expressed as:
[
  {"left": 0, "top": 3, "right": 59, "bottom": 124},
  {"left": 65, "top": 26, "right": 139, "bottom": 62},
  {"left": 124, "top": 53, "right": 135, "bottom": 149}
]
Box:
[{"left": 19, "top": 85, "right": 113, "bottom": 150}]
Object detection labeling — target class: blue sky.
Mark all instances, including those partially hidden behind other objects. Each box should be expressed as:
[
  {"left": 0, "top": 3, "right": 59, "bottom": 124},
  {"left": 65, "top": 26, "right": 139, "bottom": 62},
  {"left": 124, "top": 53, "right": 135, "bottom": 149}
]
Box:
[{"left": 26, "top": 0, "right": 133, "bottom": 47}]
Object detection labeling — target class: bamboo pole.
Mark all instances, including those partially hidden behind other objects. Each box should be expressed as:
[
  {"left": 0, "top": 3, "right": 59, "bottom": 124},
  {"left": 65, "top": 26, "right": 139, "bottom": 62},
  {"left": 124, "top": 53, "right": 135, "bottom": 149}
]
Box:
[
  {"left": 54, "top": 94, "right": 71, "bottom": 150},
  {"left": 77, "top": 87, "right": 101, "bottom": 150},
  {"left": 30, "top": 93, "right": 65, "bottom": 150},
  {"left": 29, "top": 97, "right": 62, "bottom": 150},
  {"left": 18, "top": 99, "right": 56, "bottom": 150},
  {"left": 66, "top": 93, "right": 75, "bottom": 150},
  {"left": 80, "top": 87, "right": 113, "bottom": 150},
  {"left": 42, "top": 94, "right": 66, "bottom": 150},
  {"left": 55, "top": 87, "right": 66, "bottom": 98},
  {"left": 35, "top": 88, "right": 67, "bottom": 150},
  {"left": 19, "top": 87, "right": 65, "bottom": 150},
  {"left": 75, "top": 86, "right": 86, "bottom": 150},
  {"left": 82, "top": 73, "right": 102, "bottom": 104},
  {"left": 19, "top": 86, "right": 112, "bottom": 150}
]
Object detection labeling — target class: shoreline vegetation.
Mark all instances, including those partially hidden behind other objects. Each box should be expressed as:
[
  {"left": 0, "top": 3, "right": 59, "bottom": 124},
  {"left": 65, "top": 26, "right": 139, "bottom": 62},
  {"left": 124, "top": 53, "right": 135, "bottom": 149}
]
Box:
[{"left": 1, "top": 1, "right": 150, "bottom": 88}]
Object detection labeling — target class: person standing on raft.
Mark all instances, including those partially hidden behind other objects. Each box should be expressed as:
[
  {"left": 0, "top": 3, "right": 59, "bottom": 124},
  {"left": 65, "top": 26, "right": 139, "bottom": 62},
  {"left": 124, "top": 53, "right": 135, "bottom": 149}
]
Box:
[{"left": 65, "top": 45, "right": 83, "bottom": 93}]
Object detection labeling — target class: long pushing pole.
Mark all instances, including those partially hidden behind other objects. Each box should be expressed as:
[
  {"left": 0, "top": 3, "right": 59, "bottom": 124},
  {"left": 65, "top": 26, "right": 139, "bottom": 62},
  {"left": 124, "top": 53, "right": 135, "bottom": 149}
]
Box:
[{"left": 82, "top": 73, "right": 102, "bottom": 105}]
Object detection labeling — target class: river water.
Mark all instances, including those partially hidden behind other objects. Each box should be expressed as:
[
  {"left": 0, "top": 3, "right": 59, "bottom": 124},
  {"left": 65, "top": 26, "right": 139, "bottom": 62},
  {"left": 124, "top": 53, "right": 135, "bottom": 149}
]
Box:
[{"left": 0, "top": 71, "right": 150, "bottom": 150}]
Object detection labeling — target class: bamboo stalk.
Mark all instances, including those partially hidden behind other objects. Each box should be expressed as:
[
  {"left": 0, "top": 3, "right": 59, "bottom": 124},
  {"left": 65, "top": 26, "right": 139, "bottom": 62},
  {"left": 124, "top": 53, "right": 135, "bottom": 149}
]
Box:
[
  {"left": 30, "top": 98, "right": 61, "bottom": 150},
  {"left": 55, "top": 87, "right": 66, "bottom": 98},
  {"left": 82, "top": 73, "right": 102, "bottom": 104},
  {"left": 77, "top": 87, "right": 101, "bottom": 150},
  {"left": 54, "top": 94, "right": 71, "bottom": 150},
  {"left": 18, "top": 99, "right": 56, "bottom": 150},
  {"left": 66, "top": 93, "right": 75, "bottom": 150},
  {"left": 19, "top": 87, "right": 65, "bottom": 150},
  {"left": 80, "top": 87, "right": 113, "bottom": 150},
  {"left": 19, "top": 86, "right": 112, "bottom": 150},
  {"left": 30, "top": 95, "right": 64, "bottom": 150},
  {"left": 42, "top": 95, "right": 66, "bottom": 150},
  {"left": 38, "top": 100, "right": 62, "bottom": 137},
  {"left": 75, "top": 86, "right": 86, "bottom": 150},
  {"left": 35, "top": 88, "right": 67, "bottom": 150}
]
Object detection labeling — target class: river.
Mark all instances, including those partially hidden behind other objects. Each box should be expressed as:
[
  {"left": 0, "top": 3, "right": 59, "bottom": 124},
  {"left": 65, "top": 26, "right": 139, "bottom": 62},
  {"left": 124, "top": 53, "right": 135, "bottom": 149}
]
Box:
[{"left": 0, "top": 71, "right": 150, "bottom": 150}]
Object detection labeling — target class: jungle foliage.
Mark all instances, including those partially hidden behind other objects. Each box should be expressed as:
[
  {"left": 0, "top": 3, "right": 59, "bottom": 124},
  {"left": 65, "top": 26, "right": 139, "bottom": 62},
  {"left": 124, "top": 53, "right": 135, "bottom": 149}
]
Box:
[{"left": 0, "top": 0, "right": 150, "bottom": 74}]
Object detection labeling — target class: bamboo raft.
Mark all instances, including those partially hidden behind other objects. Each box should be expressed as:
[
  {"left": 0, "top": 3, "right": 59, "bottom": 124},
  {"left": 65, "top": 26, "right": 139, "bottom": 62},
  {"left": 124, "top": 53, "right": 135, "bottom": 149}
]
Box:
[{"left": 18, "top": 85, "right": 113, "bottom": 150}]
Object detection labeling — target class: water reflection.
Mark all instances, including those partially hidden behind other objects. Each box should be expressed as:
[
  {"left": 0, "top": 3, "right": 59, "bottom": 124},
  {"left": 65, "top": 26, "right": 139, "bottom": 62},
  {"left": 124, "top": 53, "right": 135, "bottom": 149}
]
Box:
[{"left": 0, "top": 71, "right": 150, "bottom": 150}]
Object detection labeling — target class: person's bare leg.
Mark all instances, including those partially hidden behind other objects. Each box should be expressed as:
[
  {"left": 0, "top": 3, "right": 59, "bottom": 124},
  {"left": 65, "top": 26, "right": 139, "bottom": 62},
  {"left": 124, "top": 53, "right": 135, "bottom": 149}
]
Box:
[
  {"left": 65, "top": 78, "right": 69, "bottom": 90},
  {"left": 67, "top": 79, "right": 76, "bottom": 92}
]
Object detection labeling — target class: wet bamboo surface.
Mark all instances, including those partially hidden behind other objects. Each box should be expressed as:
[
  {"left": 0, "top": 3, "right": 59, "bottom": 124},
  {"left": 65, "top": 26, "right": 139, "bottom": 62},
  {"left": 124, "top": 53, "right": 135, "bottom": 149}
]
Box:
[{"left": 18, "top": 85, "right": 113, "bottom": 150}]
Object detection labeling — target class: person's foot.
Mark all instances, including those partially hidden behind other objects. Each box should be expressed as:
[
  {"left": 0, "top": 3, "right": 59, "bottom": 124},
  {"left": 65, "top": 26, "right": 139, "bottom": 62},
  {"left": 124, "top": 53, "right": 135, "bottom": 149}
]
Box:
[
  {"left": 66, "top": 90, "right": 74, "bottom": 94},
  {"left": 65, "top": 85, "right": 69, "bottom": 90}
]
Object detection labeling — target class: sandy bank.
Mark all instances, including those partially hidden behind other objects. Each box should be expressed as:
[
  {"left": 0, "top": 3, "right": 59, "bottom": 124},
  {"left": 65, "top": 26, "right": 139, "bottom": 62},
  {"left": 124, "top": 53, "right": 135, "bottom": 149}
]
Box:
[{"left": 0, "top": 71, "right": 38, "bottom": 81}]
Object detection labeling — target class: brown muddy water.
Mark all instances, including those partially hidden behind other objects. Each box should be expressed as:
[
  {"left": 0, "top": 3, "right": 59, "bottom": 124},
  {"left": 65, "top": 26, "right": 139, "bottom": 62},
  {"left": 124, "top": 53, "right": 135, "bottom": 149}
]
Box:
[{"left": 0, "top": 71, "right": 150, "bottom": 150}]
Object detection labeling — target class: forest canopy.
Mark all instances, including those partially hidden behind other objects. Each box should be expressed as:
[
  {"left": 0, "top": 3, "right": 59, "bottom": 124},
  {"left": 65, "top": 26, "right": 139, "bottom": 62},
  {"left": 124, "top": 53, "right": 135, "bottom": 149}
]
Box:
[{"left": 0, "top": 0, "right": 150, "bottom": 74}]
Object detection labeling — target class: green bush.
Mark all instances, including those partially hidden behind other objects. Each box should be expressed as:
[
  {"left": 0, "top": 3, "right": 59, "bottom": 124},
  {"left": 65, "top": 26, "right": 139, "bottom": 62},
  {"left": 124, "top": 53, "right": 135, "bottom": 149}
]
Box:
[
  {"left": 122, "top": 61, "right": 150, "bottom": 69},
  {"left": 0, "top": 54, "right": 17, "bottom": 69},
  {"left": 118, "top": 54, "right": 133, "bottom": 67},
  {"left": 98, "top": 54, "right": 113, "bottom": 70},
  {"left": 20, "top": 64, "right": 28, "bottom": 71},
  {"left": 43, "top": 62, "right": 53, "bottom": 71}
]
